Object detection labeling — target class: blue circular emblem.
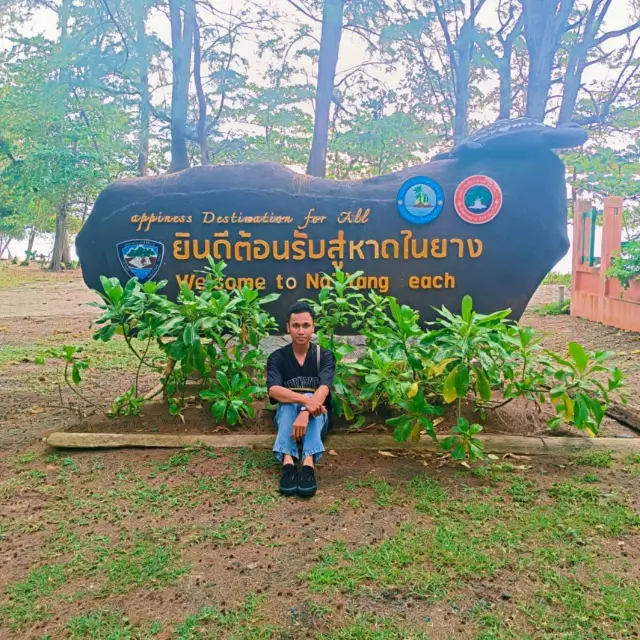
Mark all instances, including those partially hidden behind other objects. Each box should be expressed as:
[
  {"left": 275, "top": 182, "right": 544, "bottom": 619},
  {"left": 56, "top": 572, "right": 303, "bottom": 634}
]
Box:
[{"left": 396, "top": 177, "right": 445, "bottom": 224}]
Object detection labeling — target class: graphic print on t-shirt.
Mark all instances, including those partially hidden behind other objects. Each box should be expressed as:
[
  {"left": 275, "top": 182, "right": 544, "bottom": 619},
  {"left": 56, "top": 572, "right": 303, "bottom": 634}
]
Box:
[{"left": 284, "top": 375, "right": 319, "bottom": 392}]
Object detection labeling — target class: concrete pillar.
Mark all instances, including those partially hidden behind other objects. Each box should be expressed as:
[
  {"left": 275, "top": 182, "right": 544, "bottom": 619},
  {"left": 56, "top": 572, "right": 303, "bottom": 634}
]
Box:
[
  {"left": 600, "top": 196, "right": 624, "bottom": 299},
  {"left": 601, "top": 196, "right": 624, "bottom": 273}
]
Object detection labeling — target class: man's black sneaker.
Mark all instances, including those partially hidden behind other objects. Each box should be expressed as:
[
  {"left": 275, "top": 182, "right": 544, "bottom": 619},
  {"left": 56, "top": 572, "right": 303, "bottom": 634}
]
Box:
[
  {"left": 298, "top": 465, "right": 317, "bottom": 498},
  {"left": 279, "top": 464, "right": 298, "bottom": 497}
]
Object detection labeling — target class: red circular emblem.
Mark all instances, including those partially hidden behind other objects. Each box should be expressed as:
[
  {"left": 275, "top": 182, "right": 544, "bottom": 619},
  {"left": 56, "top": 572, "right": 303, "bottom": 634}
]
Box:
[{"left": 454, "top": 175, "right": 503, "bottom": 224}]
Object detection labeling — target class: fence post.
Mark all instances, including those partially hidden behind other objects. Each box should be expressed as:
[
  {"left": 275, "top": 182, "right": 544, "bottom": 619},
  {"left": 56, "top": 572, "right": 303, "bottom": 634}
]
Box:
[{"left": 601, "top": 196, "right": 624, "bottom": 275}]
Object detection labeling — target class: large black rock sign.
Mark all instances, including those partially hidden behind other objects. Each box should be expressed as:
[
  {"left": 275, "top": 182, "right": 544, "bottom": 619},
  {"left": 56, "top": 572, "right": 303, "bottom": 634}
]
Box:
[{"left": 77, "top": 118, "right": 588, "bottom": 323}]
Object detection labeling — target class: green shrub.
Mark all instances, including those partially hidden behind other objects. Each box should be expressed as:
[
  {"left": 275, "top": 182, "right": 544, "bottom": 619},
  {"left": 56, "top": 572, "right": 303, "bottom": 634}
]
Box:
[
  {"left": 39, "top": 261, "right": 626, "bottom": 461},
  {"left": 542, "top": 272, "right": 571, "bottom": 287},
  {"left": 607, "top": 240, "right": 640, "bottom": 290},
  {"left": 533, "top": 299, "right": 570, "bottom": 316}
]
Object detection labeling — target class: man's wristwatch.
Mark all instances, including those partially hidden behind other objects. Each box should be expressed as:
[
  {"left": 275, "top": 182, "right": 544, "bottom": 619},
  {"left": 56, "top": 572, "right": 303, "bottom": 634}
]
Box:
[{"left": 299, "top": 407, "right": 308, "bottom": 412}]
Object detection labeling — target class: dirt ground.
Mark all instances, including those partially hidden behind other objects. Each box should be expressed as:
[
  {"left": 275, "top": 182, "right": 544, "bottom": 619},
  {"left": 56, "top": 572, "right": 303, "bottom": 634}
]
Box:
[{"left": 1, "top": 264, "right": 639, "bottom": 639}]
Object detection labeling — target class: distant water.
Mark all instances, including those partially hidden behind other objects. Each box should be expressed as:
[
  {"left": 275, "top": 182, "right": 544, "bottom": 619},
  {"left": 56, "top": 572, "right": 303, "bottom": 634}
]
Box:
[{"left": 7, "top": 224, "right": 601, "bottom": 276}]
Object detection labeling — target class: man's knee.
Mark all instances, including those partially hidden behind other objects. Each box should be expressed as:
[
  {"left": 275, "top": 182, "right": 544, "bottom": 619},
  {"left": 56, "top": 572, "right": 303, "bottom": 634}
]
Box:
[{"left": 275, "top": 403, "right": 298, "bottom": 428}]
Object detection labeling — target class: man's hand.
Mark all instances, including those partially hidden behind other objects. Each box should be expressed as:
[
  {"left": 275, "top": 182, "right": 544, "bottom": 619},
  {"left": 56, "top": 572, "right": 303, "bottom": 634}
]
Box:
[
  {"left": 304, "top": 396, "right": 327, "bottom": 417},
  {"left": 291, "top": 411, "right": 309, "bottom": 441}
]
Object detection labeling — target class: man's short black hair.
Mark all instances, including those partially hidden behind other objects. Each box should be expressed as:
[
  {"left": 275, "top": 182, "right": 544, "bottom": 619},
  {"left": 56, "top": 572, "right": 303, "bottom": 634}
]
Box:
[{"left": 287, "top": 301, "right": 315, "bottom": 322}]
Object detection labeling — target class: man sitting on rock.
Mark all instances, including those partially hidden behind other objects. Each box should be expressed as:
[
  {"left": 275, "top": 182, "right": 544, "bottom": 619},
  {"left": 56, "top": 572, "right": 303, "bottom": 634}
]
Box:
[{"left": 266, "top": 301, "right": 336, "bottom": 498}]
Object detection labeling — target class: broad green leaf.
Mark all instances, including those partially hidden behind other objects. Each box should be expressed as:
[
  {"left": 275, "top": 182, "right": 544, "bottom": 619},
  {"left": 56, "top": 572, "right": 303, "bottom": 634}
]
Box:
[
  {"left": 442, "top": 365, "right": 459, "bottom": 403},
  {"left": 473, "top": 366, "right": 491, "bottom": 401},
  {"left": 71, "top": 364, "right": 82, "bottom": 385},
  {"left": 428, "top": 357, "right": 457, "bottom": 377},
  {"left": 455, "top": 364, "right": 470, "bottom": 397},
  {"left": 226, "top": 406, "right": 240, "bottom": 425},
  {"left": 568, "top": 342, "right": 589, "bottom": 373},
  {"left": 461, "top": 295, "right": 473, "bottom": 322},
  {"left": 392, "top": 418, "right": 415, "bottom": 442},
  {"left": 574, "top": 394, "right": 589, "bottom": 426}
]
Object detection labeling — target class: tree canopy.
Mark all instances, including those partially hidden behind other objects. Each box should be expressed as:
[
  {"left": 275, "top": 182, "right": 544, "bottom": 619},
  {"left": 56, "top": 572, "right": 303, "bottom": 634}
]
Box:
[{"left": 1, "top": 0, "right": 639, "bottom": 265}]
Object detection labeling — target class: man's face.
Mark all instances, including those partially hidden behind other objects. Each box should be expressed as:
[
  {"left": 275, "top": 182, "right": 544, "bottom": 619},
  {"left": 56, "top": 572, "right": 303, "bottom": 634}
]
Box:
[{"left": 287, "top": 312, "right": 314, "bottom": 346}]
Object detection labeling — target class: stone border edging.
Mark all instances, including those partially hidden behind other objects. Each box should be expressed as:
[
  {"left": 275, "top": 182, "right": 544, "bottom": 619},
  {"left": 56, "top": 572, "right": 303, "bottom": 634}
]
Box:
[{"left": 45, "top": 431, "right": 640, "bottom": 454}]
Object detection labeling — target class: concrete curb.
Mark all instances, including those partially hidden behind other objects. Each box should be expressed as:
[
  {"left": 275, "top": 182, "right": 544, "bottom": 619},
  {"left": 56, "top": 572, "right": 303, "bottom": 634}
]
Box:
[{"left": 45, "top": 431, "right": 640, "bottom": 455}]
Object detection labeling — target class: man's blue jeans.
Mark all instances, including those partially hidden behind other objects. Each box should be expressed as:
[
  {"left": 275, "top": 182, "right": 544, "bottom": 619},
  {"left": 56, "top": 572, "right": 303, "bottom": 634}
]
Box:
[{"left": 273, "top": 395, "right": 328, "bottom": 463}]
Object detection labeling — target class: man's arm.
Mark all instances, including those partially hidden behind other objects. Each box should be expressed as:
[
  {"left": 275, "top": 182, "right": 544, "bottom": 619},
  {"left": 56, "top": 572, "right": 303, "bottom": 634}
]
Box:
[
  {"left": 303, "top": 349, "right": 335, "bottom": 416},
  {"left": 268, "top": 385, "right": 314, "bottom": 406}
]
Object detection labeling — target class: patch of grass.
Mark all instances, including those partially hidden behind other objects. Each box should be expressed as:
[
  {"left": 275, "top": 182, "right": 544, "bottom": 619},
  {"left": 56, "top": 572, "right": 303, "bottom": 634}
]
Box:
[
  {"left": 319, "top": 614, "right": 430, "bottom": 639},
  {"left": 96, "top": 541, "right": 189, "bottom": 595},
  {"left": 406, "top": 474, "right": 447, "bottom": 511},
  {"left": 155, "top": 448, "right": 202, "bottom": 472},
  {"left": 623, "top": 453, "right": 640, "bottom": 477},
  {"left": 326, "top": 499, "right": 341, "bottom": 515},
  {"left": 505, "top": 477, "right": 540, "bottom": 504},
  {"left": 574, "top": 450, "right": 614, "bottom": 468},
  {"left": 356, "top": 476, "right": 403, "bottom": 507},
  {"left": 549, "top": 480, "right": 602, "bottom": 503},
  {"left": 15, "top": 451, "right": 37, "bottom": 464},
  {"left": 577, "top": 472, "right": 600, "bottom": 483},
  {"left": 1, "top": 527, "right": 190, "bottom": 631},
  {"left": 305, "top": 519, "right": 498, "bottom": 599},
  {"left": 0, "top": 476, "right": 24, "bottom": 498},
  {"left": 185, "top": 518, "right": 266, "bottom": 547},
  {"left": 24, "top": 469, "right": 46, "bottom": 481},
  {"left": 0, "top": 344, "right": 38, "bottom": 368},
  {"left": 0, "top": 564, "right": 67, "bottom": 630},
  {"left": 531, "top": 299, "right": 570, "bottom": 316},
  {"left": 65, "top": 471, "right": 240, "bottom": 522},
  {"left": 60, "top": 457, "right": 79, "bottom": 473},
  {"left": 173, "top": 595, "right": 277, "bottom": 639},
  {"left": 306, "top": 601, "right": 333, "bottom": 619},
  {"left": 226, "top": 448, "right": 279, "bottom": 481},
  {"left": 65, "top": 611, "right": 162, "bottom": 639},
  {"left": 522, "top": 570, "right": 640, "bottom": 639},
  {"left": 0, "top": 267, "right": 43, "bottom": 289}
]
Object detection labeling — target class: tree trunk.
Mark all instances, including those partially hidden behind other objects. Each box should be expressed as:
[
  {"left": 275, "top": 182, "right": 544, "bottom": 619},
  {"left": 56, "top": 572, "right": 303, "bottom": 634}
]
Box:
[
  {"left": 27, "top": 228, "right": 36, "bottom": 254},
  {"left": 61, "top": 231, "right": 71, "bottom": 264},
  {"left": 134, "top": 0, "right": 150, "bottom": 176},
  {"left": 557, "top": 0, "right": 612, "bottom": 125},
  {"left": 474, "top": 13, "right": 522, "bottom": 122},
  {"left": 0, "top": 236, "right": 9, "bottom": 259},
  {"left": 453, "top": 34, "right": 472, "bottom": 141},
  {"left": 307, "top": 0, "right": 345, "bottom": 178},
  {"left": 190, "top": 0, "right": 210, "bottom": 165},
  {"left": 169, "top": 0, "right": 194, "bottom": 173},
  {"left": 81, "top": 197, "right": 89, "bottom": 225},
  {"left": 433, "top": 0, "right": 488, "bottom": 142},
  {"left": 50, "top": 0, "right": 73, "bottom": 271},
  {"left": 521, "top": 0, "right": 575, "bottom": 121},
  {"left": 50, "top": 197, "right": 69, "bottom": 271},
  {"left": 558, "top": 51, "right": 586, "bottom": 125},
  {"left": 497, "top": 62, "right": 511, "bottom": 120}
]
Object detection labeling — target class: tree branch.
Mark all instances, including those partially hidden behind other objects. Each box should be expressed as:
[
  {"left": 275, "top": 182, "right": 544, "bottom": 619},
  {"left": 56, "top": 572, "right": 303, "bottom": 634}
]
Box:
[
  {"left": 283, "top": 0, "right": 321, "bottom": 23},
  {"left": 593, "top": 20, "right": 640, "bottom": 47},
  {"left": 71, "top": 86, "right": 101, "bottom": 158}
]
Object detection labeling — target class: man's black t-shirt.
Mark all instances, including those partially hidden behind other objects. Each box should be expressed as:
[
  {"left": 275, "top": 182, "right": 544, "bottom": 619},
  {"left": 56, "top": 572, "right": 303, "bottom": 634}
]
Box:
[{"left": 266, "top": 343, "right": 336, "bottom": 427}]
